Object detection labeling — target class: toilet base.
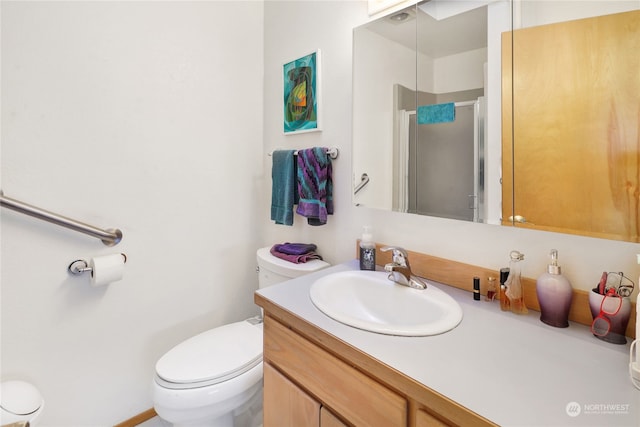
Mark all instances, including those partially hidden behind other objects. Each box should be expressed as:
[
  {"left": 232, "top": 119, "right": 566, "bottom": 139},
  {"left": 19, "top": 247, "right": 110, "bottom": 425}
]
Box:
[
  {"left": 155, "top": 378, "right": 263, "bottom": 427},
  {"left": 169, "top": 388, "right": 262, "bottom": 427}
]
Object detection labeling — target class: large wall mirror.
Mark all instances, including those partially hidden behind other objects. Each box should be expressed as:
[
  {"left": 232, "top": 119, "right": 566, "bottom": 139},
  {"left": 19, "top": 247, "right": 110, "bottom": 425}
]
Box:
[
  {"left": 352, "top": 0, "right": 640, "bottom": 242},
  {"left": 353, "top": 0, "right": 508, "bottom": 224}
]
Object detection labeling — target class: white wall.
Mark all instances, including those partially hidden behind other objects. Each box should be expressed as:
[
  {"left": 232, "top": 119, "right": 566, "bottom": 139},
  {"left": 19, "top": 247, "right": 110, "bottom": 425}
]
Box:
[
  {"left": 1, "top": 1, "right": 264, "bottom": 425},
  {"left": 518, "top": 0, "right": 639, "bottom": 28},
  {"left": 432, "top": 47, "right": 486, "bottom": 93}
]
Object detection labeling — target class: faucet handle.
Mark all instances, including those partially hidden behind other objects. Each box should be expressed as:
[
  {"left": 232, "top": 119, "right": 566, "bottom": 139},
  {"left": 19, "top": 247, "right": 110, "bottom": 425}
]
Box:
[{"left": 380, "top": 246, "right": 409, "bottom": 266}]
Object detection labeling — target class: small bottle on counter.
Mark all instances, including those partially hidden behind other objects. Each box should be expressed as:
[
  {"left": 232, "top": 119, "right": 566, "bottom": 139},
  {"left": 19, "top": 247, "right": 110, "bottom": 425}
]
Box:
[
  {"left": 505, "top": 250, "right": 528, "bottom": 314},
  {"left": 485, "top": 277, "right": 497, "bottom": 302},
  {"left": 473, "top": 277, "right": 481, "bottom": 300},
  {"left": 499, "top": 268, "right": 511, "bottom": 311},
  {"left": 359, "top": 226, "right": 376, "bottom": 271}
]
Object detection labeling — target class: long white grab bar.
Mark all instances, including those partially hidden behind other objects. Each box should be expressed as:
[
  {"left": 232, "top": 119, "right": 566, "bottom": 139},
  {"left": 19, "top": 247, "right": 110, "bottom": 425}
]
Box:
[{"left": 0, "top": 190, "right": 122, "bottom": 246}]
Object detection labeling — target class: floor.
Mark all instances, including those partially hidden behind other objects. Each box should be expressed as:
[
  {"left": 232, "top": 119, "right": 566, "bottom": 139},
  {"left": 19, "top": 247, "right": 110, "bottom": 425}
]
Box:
[{"left": 137, "top": 416, "right": 171, "bottom": 427}]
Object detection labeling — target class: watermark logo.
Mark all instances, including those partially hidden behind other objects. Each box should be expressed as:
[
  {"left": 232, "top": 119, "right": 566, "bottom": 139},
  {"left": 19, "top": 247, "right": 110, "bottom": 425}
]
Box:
[
  {"left": 566, "top": 402, "right": 581, "bottom": 417},
  {"left": 566, "top": 401, "right": 631, "bottom": 417}
]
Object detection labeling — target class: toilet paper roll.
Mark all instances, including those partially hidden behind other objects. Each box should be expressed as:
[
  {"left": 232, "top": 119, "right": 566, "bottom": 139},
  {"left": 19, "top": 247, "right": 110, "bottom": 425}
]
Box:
[{"left": 90, "top": 253, "right": 126, "bottom": 287}]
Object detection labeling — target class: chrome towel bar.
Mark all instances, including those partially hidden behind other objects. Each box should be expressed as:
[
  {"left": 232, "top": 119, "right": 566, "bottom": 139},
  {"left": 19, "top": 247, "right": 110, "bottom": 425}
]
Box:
[
  {"left": 0, "top": 190, "right": 122, "bottom": 246},
  {"left": 268, "top": 146, "right": 339, "bottom": 159}
]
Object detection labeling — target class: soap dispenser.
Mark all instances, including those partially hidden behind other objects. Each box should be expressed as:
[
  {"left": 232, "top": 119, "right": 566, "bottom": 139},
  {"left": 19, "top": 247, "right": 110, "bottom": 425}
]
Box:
[
  {"left": 536, "top": 249, "right": 573, "bottom": 328},
  {"left": 359, "top": 226, "right": 376, "bottom": 271}
]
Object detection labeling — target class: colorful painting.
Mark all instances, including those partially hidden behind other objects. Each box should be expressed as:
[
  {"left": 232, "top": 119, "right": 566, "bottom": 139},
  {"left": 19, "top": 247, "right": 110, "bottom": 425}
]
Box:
[{"left": 283, "top": 50, "right": 321, "bottom": 134}]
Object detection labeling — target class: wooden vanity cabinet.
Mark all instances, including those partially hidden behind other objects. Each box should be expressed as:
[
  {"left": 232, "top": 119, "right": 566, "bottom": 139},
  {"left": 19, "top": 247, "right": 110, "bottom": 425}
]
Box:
[
  {"left": 264, "top": 362, "right": 347, "bottom": 427},
  {"left": 260, "top": 308, "right": 495, "bottom": 427},
  {"left": 263, "top": 315, "right": 406, "bottom": 426}
]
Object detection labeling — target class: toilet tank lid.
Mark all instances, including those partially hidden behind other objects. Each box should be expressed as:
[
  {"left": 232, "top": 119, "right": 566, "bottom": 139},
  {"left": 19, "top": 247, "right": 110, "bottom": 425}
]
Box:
[
  {"left": 257, "top": 246, "right": 329, "bottom": 277},
  {"left": 155, "top": 321, "right": 262, "bottom": 387},
  {"left": 0, "top": 381, "right": 43, "bottom": 415}
]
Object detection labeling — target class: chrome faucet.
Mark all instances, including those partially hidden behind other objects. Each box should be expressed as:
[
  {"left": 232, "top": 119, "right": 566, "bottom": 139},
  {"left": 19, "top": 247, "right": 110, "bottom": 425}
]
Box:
[{"left": 380, "top": 246, "right": 428, "bottom": 290}]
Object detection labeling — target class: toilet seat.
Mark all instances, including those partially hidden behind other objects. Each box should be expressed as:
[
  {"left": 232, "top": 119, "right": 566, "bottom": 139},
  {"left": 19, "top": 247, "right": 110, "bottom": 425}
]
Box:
[{"left": 155, "top": 321, "right": 263, "bottom": 390}]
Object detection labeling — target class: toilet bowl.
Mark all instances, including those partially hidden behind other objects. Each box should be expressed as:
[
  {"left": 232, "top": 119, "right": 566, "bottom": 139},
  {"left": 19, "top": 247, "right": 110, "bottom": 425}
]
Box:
[
  {"left": 0, "top": 380, "right": 44, "bottom": 426},
  {"left": 153, "top": 320, "right": 264, "bottom": 427},
  {"left": 152, "top": 246, "right": 329, "bottom": 427}
]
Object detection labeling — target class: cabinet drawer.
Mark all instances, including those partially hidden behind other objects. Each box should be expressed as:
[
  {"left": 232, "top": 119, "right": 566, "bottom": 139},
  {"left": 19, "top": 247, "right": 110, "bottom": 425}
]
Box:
[{"left": 264, "top": 316, "right": 407, "bottom": 427}]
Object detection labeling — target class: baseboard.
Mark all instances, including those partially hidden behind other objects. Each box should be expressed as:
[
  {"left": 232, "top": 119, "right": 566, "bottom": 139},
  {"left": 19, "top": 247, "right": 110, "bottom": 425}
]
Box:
[{"left": 113, "top": 408, "right": 157, "bottom": 427}]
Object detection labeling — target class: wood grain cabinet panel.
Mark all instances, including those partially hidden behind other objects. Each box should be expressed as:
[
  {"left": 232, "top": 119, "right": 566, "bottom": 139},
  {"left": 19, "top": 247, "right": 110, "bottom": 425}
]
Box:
[
  {"left": 263, "top": 316, "right": 407, "bottom": 427},
  {"left": 320, "top": 407, "right": 349, "bottom": 427},
  {"left": 264, "top": 362, "right": 320, "bottom": 427},
  {"left": 502, "top": 10, "right": 640, "bottom": 242},
  {"left": 415, "top": 408, "right": 451, "bottom": 427}
]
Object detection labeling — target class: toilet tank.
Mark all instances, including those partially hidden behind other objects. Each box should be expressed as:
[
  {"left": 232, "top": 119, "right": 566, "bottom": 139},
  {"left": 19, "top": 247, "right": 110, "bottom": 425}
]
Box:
[{"left": 256, "top": 246, "right": 330, "bottom": 289}]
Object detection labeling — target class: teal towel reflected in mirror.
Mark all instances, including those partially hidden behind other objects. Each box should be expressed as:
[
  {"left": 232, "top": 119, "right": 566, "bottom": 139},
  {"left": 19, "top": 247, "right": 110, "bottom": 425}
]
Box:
[{"left": 417, "top": 102, "right": 455, "bottom": 124}]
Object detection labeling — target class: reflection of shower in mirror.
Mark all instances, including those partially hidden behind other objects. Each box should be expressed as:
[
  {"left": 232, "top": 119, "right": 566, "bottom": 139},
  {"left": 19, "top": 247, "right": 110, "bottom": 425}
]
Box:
[
  {"left": 393, "top": 85, "right": 486, "bottom": 223},
  {"left": 351, "top": 2, "right": 501, "bottom": 223}
]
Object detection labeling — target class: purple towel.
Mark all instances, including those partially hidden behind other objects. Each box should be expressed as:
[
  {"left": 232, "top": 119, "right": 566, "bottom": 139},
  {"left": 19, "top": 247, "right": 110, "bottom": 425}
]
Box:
[
  {"left": 273, "top": 242, "right": 317, "bottom": 256},
  {"left": 270, "top": 245, "right": 323, "bottom": 264},
  {"left": 296, "top": 147, "right": 333, "bottom": 226}
]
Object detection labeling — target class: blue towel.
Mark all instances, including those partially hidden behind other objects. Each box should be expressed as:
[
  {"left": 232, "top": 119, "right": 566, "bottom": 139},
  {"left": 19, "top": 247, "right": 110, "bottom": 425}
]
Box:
[
  {"left": 296, "top": 147, "right": 333, "bottom": 226},
  {"left": 271, "top": 150, "right": 297, "bottom": 225},
  {"left": 417, "top": 102, "right": 455, "bottom": 124}
]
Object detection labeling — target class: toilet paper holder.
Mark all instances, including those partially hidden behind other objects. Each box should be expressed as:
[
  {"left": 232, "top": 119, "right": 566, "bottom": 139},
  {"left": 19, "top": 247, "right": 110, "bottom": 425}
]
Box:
[{"left": 68, "top": 253, "right": 127, "bottom": 275}]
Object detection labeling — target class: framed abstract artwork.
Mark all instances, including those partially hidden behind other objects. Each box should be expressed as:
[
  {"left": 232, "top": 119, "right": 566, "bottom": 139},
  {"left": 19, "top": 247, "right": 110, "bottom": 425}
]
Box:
[{"left": 283, "top": 49, "right": 321, "bottom": 134}]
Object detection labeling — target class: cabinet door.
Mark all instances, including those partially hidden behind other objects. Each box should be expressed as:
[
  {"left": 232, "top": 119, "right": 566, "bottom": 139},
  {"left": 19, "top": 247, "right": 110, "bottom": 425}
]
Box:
[
  {"left": 264, "top": 362, "right": 320, "bottom": 427},
  {"left": 415, "top": 408, "right": 450, "bottom": 427},
  {"left": 320, "top": 407, "right": 349, "bottom": 427},
  {"left": 501, "top": 10, "right": 640, "bottom": 241}
]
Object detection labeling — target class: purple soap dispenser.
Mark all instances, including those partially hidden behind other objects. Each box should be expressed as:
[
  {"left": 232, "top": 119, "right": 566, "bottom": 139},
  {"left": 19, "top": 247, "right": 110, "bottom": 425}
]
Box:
[{"left": 536, "top": 249, "right": 573, "bottom": 328}]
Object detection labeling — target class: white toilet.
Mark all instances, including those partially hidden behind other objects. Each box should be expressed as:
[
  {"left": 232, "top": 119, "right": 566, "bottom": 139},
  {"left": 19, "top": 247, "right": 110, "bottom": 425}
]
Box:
[
  {"left": 0, "top": 380, "right": 44, "bottom": 426},
  {"left": 152, "top": 246, "right": 329, "bottom": 427}
]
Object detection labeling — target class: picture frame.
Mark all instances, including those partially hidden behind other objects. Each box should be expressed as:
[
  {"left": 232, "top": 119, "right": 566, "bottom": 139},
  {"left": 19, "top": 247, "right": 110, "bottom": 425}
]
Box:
[{"left": 283, "top": 49, "right": 321, "bottom": 134}]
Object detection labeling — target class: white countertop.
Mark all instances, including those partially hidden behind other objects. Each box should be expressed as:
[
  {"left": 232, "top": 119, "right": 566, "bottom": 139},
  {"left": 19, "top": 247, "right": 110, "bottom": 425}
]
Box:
[{"left": 256, "top": 260, "right": 640, "bottom": 427}]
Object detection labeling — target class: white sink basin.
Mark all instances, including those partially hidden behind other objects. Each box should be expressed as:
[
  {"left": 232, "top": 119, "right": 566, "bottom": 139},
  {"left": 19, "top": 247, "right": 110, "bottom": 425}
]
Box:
[{"left": 309, "top": 270, "right": 463, "bottom": 336}]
